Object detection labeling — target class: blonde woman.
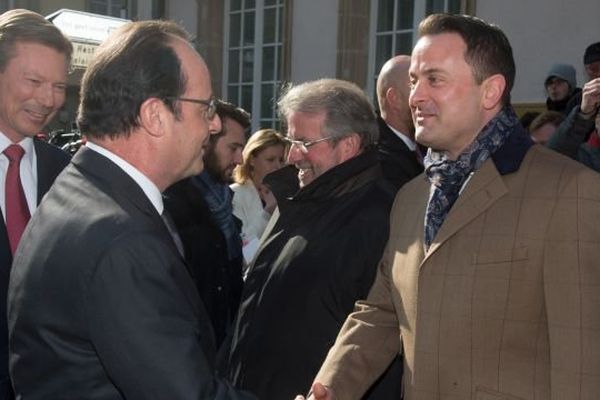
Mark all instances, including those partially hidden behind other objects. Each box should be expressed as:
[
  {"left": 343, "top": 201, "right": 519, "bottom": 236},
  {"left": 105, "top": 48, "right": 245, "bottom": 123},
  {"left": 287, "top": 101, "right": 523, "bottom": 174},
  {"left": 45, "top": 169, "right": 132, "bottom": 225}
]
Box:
[{"left": 231, "top": 129, "right": 286, "bottom": 251}]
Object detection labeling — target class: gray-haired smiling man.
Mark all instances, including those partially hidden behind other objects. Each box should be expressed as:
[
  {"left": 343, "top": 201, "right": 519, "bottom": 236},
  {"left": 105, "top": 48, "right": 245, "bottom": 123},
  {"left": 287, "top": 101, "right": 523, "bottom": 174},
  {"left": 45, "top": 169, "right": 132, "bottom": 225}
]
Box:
[{"left": 220, "top": 78, "right": 403, "bottom": 400}]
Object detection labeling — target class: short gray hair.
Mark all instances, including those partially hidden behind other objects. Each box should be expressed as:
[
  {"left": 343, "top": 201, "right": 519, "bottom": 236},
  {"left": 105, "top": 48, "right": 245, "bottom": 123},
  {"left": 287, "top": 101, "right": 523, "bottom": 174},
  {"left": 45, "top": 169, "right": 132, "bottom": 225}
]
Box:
[{"left": 277, "top": 78, "right": 378, "bottom": 149}]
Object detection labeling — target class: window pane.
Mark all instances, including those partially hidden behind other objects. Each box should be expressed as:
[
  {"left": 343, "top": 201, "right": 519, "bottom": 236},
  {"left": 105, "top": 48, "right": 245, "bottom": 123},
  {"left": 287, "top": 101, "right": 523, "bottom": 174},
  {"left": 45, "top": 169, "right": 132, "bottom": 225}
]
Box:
[
  {"left": 278, "top": 7, "right": 283, "bottom": 42},
  {"left": 228, "top": 49, "right": 240, "bottom": 83},
  {"left": 265, "top": 0, "right": 276, "bottom": 5},
  {"left": 263, "top": 8, "right": 276, "bottom": 44},
  {"left": 261, "top": 84, "right": 274, "bottom": 119},
  {"left": 426, "top": 0, "right": 445, "bottom": 14},
  {"left": 275, "top": 44, "right": 282, "bottom": 80},
  {"left": 262, "top": 46, "right": 275, "bottom": 81},
  {"left": 242, "top": 49, "right": 254, "bottom": 82},
  {"left": 245, "top": 0, "right": 256, "bottom": 9},
  {"left": 375, "top": 35, "right": 393, "bottom": 74},
  {"left": 395, "top": 32, "right": 413, "bottom": 55},
  {"left": 241, "top": 85, "right": 253, "bottom": 113},
  {"left": 396, "top": 0, "right": 414, "bottom": 29},
  {"left": 260, "top": 119, "right": 275, "bottom": 128},
  {"left": 448, "top": 0, "right": 461, "bottom": 13},
  {"left": 229, "top": 13, "right": 241, "bottom": 47},
  {"left": 89, "top": 4, "right": 105, "bottom": 14},
  {"left": 377, "top": 0, "right": 394, "bottom": 32},
  {"left": 227, "top": 85, "right": 240, "bottom": 104},
  {"left": 109, "top": 0, "right": 127, "bottom": 18},
  {"left": 230, "top": 0, "right": 242, "bottom": 12},
  {"left": 243, "top": 11, "right": 255, "bottom": 45}
]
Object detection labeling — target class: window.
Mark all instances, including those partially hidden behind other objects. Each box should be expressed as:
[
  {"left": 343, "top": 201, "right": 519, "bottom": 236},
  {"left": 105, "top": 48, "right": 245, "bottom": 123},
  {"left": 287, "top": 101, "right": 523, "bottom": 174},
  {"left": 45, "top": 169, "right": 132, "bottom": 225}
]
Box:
[
  {"left": 0, "top": 0, "right": 14, "bottom": 13},
  {"left": 367, "top": 0, "right": 466, "bottom": 100},
  {"left": 224, "top": 0, "right": 285, "bottom": 129},
  {"left": 89, "top": 0, "right": 134, "bottom": 19}
]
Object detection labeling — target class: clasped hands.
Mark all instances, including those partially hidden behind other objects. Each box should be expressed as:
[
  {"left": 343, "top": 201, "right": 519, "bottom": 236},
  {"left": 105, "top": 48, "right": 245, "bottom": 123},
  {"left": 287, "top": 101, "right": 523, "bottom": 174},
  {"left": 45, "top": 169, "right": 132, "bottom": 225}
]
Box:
[{"left": 294, "top": 382, "right": 334, "bottom": 400}]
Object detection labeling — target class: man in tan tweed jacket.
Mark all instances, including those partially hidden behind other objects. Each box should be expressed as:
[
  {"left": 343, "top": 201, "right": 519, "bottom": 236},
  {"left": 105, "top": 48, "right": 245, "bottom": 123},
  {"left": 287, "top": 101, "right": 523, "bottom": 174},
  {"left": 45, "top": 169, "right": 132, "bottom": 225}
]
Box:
[{"left": 297, "top": 13, "right": 600, "bottom": 400}]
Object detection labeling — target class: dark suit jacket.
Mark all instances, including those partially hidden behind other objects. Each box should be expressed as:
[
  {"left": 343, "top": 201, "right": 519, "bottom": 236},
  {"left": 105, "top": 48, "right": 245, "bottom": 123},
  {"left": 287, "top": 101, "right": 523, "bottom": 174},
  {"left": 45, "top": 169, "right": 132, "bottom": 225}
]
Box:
[
  {"left": 164, "top": 178, "right": 244, "bottom": 349},
  {"left": 0, "top": 139, "right": 69, "bottom": 399},
  {"left": 7, "top": 147, "right": 254, "bottom": 399},
  {"left": 376, "top": 116, "right": 424, "bottom": 192}
]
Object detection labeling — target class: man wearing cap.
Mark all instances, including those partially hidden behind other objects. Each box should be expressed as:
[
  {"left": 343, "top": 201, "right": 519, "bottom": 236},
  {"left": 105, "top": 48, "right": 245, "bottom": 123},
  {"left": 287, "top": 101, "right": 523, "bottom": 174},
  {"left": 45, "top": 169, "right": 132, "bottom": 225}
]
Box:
[
  {"left": 547, "top": 42, "right": 600, "bottom": 171},
  {"left": 544, "top": 63, "right": 581, "bottom": 114}
]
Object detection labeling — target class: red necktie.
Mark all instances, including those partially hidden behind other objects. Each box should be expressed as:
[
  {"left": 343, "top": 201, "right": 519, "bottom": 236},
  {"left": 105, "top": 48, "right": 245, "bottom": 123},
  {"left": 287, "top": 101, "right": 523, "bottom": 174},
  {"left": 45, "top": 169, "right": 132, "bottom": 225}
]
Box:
[{"left": 4, "top": 144, "right": 30, "bottom": 255}]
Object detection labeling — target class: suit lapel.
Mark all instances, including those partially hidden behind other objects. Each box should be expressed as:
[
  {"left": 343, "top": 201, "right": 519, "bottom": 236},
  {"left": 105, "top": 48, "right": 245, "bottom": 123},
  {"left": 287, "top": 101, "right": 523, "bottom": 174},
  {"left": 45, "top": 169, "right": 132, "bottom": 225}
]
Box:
[
  {"left": 35, "top": 140, "right": 52, "bottom": 203},
  {"left": 423, "top": 159, "right": 508, "bottom": 261}
]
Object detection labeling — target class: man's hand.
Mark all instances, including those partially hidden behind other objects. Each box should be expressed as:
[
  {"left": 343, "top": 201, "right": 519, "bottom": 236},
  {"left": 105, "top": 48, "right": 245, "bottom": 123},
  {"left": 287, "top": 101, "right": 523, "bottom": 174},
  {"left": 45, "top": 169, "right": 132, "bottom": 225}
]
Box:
[
  {"left": 580, "top": 77, "right": 600, "bottom": 118},
  {"left": 294, "top": 382, "right": 334, "bottom": 400}
]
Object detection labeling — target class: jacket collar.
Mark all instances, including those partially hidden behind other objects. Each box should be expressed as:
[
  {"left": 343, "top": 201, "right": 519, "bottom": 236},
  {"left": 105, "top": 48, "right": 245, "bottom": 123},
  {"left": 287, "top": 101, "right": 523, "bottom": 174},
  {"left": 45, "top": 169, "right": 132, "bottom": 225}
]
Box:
[
  {"left": 71, "top": 146, "right": 160, "bottom": 222},
  {"left": 423, "top": 111, "right": 533, "bottom": 259},
  {"left": 288, "top": 149, "right": 382, "bottom": 203}
]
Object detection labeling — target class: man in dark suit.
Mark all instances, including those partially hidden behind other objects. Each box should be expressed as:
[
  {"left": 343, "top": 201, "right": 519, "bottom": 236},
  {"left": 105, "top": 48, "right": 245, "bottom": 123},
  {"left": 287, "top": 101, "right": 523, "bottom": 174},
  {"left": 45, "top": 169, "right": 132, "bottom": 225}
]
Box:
[
  {"left": 7, "top": 20, "right": 254, "bottom": 399},
  {"left": 0, "top": 10, "right": 72, "bottom": 399},
  {"left": 376, "top": 55, "right": 424, "bottom": 190},
  {"left": 165, "top": 100, "right": 249, "bottom": 349}
]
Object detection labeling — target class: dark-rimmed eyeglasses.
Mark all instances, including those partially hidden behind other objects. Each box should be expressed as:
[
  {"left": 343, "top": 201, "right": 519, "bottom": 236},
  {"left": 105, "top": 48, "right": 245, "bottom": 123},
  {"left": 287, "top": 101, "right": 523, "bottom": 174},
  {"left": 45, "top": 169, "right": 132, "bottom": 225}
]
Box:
[
  {"left": 282, "top": 135, "right": 337, "bottom": 154},
  {"left": 170, "top": 96, "right": 218, "bottom": 120}
]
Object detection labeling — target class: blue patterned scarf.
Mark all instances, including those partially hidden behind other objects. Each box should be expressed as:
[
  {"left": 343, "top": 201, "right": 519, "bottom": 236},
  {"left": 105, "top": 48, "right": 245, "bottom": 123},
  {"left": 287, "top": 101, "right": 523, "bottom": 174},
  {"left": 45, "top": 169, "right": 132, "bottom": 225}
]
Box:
[
  {"left": 193, "top": 171, "right": 242, "bottom": 260},
  {"left": 423, "top": 106, "right": 519, "bottom": 249}
]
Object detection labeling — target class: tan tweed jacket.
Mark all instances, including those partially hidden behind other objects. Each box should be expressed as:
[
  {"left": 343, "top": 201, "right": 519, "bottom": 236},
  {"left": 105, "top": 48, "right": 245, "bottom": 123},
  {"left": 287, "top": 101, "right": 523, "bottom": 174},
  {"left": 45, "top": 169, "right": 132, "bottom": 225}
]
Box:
[{"left": 316, "top": 145, "right": 600, "bottom": 400}]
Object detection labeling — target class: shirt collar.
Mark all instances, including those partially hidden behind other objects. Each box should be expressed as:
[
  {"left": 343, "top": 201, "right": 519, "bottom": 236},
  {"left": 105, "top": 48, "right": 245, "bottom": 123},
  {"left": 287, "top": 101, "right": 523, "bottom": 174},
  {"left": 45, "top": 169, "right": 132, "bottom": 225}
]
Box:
[
  {"left": 0, "top": 133, "right": 35, "bottom": 169},
  {"left": 387, "top": 123, "right": 417, "bottom": 151},
  {"left": 86, "top": 141, "right": 164, "bottom": 214}
]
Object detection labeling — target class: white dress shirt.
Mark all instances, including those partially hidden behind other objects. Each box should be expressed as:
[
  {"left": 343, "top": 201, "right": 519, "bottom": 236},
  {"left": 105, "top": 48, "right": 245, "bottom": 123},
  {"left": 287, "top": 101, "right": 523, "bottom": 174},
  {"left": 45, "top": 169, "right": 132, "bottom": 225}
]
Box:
[
  {"left": 86, "top": 142, "right": 163, "bottom": 214},
  {"left": 387, "top": 123, "right": 417, "bottom": 151}
]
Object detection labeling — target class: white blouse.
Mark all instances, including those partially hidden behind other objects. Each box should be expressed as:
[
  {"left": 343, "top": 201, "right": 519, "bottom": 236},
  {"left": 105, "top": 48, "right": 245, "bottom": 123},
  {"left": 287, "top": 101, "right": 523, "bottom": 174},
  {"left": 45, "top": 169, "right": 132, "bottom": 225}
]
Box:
[{"left": 230, "top": 180, "right": 272, "bottom": 245}]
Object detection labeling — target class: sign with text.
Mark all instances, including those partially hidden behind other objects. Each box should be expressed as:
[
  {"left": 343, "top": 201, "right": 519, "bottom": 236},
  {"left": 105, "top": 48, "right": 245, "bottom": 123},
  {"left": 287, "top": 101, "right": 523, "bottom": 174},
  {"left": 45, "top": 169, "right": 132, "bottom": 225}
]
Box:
[
  {"left": 71, "top": 41, "right": 99, "bottom": 69},
  {"left": 47, "top": 9, "right": 129, "bottom": 43}
]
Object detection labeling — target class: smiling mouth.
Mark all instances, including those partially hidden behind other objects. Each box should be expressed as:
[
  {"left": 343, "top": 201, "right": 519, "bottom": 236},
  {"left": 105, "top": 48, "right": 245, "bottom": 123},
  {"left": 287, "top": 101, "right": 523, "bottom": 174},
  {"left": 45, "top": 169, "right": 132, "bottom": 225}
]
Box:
[{"left": 26, "top": 109, "right": 50, "bottom": 122}]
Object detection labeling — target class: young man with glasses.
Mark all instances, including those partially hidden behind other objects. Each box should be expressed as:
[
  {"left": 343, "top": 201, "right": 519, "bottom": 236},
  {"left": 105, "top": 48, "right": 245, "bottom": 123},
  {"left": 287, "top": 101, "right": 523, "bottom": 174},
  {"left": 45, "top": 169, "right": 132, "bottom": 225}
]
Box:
[{"left": 220, "top": 78, "right": 403, "bottom": 400}]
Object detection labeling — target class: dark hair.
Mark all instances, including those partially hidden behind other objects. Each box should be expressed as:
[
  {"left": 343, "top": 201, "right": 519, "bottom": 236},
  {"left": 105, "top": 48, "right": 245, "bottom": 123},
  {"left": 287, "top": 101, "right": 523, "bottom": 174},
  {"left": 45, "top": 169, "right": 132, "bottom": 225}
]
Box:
[
  {"left": 418, "top": 14, "right": 515, "bottom": 106},
  {"left": 77, "top": 20, "right": 191, "bottom": 139},
  {"left": 209, "top": 100, "right": 251, "bottom": 143},
  {"left": 519, "top": 111, "right": 541, "bottom": 130},
  {"left": 277, "top": 78, "right": 378, "bottom": 149},
  {"left": 0, "top": 9, "right": 72, "bottom": 71}
]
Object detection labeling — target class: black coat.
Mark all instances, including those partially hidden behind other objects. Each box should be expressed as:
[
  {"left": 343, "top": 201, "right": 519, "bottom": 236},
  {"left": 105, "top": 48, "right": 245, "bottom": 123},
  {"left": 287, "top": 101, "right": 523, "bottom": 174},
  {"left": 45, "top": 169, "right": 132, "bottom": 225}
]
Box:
[
  {"left": 164, "top": 178, "right": 244, "bottom": 349},
  {"left": 7, "top": 147, "right": 254, "bottom": 399},
  {"left": 376, "top": 116, "right": 424, "bottom": 192},
  {"left": 222, "top": 150, "right": 403, "bottom": 399}
]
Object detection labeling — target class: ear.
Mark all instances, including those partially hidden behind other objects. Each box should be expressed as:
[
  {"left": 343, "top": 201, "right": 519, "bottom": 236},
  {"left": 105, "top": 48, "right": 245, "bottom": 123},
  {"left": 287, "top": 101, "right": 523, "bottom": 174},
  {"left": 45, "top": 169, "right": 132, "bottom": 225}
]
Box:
[
  {"left": 481, "top": 74, "right": 506, "bottom": 110},
  {"left": 338, "top": 133, "right": 362, "bottom": 160},
  {"left": 138, "top": 97, "right": 169, "bottom": 138},
  {"left": 385, "top": 86, "right": 397, "bottom": 106}
]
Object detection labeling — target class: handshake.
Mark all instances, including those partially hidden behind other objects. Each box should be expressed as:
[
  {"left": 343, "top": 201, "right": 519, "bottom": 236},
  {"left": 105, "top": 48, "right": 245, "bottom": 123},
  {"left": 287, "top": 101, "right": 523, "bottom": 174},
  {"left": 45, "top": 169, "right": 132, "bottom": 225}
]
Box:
[{"left": 294, "top": 383, "right": 334, "bottom": 400}]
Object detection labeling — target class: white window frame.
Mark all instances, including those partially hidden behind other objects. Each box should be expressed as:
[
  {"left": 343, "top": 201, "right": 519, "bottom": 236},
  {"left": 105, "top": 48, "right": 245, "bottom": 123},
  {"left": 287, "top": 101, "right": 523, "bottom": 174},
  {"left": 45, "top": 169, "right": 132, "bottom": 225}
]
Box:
[
  {"left": 366, "top": 0, "right": 464, "bottom": 99},
  {"left": 223, "top": 0, "right": 284, "bottom": 130}
]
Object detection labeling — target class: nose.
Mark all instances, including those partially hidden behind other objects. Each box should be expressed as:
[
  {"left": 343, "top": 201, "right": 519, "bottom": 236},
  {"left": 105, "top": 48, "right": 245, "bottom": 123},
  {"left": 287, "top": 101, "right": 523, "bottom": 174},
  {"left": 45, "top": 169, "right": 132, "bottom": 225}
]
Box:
[
  {"left": 286, "top": 144, "right": 304, "bottom": 164},
  {"left": 234, "top": 148, "right": 243, "bottom": 165},
  {"left": 408, "top": 80, "right": 426, "bottom": 110},
  {"left": 36, "top": 84, "right": 55, "bottom": 109},
  {"left": 209, "top": 114, "right": 222, "bottom": 135}
]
